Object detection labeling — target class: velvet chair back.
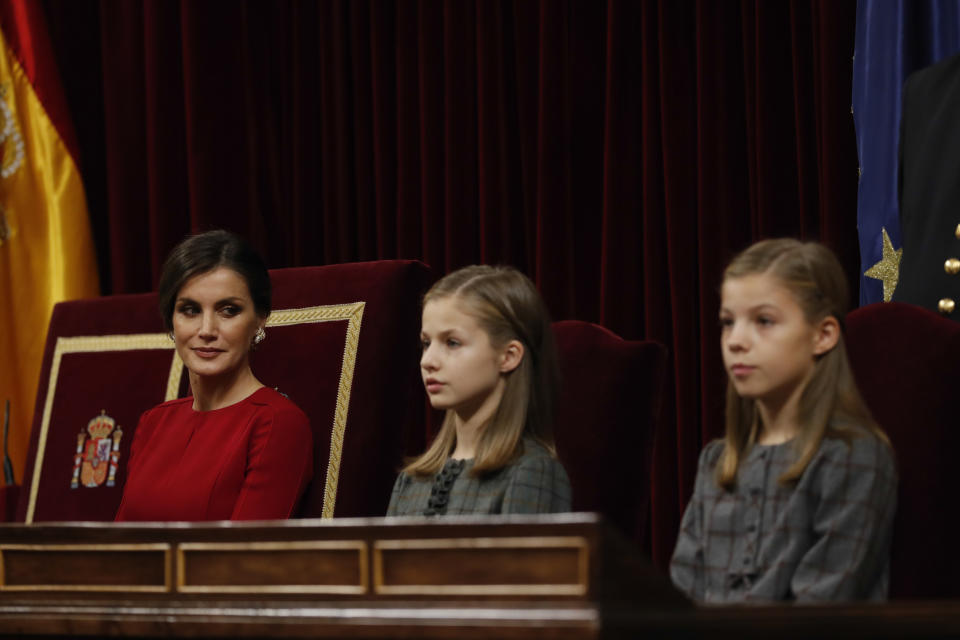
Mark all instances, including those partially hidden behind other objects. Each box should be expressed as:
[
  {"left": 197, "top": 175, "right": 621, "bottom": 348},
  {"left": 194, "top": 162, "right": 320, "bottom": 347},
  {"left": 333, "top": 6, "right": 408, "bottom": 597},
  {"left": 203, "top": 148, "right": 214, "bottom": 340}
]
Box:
[
  {"left": 846, "top": 302, "right": 960, "bottom": 599},
  {"left": 252, "top": 262, "right": 432, "bottom": 518},
  {"left": 17, "top": 260, "right": 433, "bottom": 523},
  {"left": 17, "top": 292, "right": 171, "bottom": 522},
  {"left": 552, "top": 320, "right": 668, "bottom": 550}
]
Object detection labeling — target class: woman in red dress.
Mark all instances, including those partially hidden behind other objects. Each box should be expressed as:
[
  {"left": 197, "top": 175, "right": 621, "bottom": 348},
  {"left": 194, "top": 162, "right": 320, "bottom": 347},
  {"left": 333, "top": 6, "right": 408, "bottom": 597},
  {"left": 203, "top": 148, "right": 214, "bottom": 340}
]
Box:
[{"left": 115, "top": 230, "right": 312, "bottom": 521}]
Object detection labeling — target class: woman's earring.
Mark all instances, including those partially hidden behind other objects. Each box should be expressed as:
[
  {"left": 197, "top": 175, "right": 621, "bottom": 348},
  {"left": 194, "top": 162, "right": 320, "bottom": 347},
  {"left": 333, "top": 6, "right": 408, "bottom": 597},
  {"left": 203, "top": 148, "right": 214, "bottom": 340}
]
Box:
[
  {"left": 167, "top": 331, "right": 175, "bottom": 342},
  {"left": 254, "top": 327, "right": 266, "bottom": 345}
]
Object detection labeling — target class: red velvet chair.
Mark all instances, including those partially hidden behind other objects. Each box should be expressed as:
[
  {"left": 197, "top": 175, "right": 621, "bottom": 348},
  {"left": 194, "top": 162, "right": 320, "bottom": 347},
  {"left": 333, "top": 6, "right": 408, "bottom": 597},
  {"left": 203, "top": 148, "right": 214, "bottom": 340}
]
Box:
[
  {"left": 845, "top": 302, "right": 960, "bottom": 599},
  {"left": 15, "top": 260, "right": 433, "bottom": 523},
  {"left": 552, "top": 320, "right": 668, "bottom": 551}
]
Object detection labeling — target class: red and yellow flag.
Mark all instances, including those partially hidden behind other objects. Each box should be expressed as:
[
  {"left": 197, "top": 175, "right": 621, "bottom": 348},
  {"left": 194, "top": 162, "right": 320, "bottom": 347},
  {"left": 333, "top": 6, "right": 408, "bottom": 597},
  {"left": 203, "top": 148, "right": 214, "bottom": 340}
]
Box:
[{"left": 0, "top": 1, "right": 98, "bottom": 483}]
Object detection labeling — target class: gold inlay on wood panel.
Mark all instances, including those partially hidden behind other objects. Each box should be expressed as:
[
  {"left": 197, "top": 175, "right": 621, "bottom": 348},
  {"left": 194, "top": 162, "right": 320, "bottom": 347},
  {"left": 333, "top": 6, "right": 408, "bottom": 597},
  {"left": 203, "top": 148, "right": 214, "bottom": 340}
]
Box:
[
  {"left": 373, "top": 536, "right": 589, "bottom": 596},
  {"left": 177, "top": 540, "right": 368, "bottom": 594},
  {"left": 0, "top": 543, "right": 171, "bottom": 593}
]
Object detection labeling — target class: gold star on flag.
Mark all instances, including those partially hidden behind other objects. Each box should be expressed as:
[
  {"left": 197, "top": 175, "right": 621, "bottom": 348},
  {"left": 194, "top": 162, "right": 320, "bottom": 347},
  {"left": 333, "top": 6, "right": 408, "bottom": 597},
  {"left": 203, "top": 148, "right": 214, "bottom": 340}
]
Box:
[{"left": 863, "top": 227, "right": 902, "bottom": 302}]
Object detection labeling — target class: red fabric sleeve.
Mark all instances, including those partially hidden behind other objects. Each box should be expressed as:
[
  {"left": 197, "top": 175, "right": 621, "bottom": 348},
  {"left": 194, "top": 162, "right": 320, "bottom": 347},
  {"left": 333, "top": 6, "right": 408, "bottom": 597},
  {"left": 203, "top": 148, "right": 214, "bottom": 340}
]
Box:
[{"left": 230, "top": 403, "right": 313, "bottom": 520}]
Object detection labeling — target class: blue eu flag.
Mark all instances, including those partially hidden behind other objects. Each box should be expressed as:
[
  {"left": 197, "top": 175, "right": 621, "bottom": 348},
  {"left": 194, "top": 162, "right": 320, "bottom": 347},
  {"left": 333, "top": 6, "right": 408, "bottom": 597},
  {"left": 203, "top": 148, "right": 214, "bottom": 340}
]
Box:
[{"left": 853, "top": 0, "right": 960, "bottom": 305}]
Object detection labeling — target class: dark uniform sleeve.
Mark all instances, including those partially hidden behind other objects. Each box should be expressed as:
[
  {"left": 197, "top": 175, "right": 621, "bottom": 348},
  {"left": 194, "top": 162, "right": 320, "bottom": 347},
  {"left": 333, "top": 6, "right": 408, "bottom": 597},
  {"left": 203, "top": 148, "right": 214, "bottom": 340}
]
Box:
[{"left": 892, "top": 52, "right": 960, "bottom": 313}]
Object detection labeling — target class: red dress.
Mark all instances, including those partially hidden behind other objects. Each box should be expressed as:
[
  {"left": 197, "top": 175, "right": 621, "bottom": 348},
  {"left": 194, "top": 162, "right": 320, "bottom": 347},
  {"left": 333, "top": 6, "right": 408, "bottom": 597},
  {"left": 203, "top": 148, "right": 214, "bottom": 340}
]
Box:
[{"left": 115, "top": 387, "right": 313, "bottom": 521}]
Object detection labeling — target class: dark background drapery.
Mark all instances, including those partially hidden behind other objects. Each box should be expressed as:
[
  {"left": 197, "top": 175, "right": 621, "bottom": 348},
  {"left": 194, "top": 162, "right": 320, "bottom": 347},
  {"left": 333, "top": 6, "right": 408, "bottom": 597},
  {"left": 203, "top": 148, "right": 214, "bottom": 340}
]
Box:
[{"left": 40, "top": 0, "right": 858, "bottom": 570}]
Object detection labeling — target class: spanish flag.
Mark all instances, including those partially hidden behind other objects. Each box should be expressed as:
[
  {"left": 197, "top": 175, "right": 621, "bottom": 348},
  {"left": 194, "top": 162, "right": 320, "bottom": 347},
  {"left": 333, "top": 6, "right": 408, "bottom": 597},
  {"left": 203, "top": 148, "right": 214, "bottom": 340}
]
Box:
[{"left": 0, "top": 1, "right": 99, "bottom": 483}]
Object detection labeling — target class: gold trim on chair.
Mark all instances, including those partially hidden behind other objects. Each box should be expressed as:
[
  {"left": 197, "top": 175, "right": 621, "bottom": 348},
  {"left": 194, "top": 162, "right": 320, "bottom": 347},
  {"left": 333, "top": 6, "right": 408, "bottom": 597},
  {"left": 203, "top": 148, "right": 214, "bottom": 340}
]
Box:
[
  {"left": 266, "top": 303, "right": 365, "bottom": 517},
  {"left": 26, "top": 303, "right": 365, "bottom": 524},
  {"left": 271, "top": 303, "right": 367, "bottom": 519},
  {"left": 165, "top": 350, "right": 185, "bottom": 402}
]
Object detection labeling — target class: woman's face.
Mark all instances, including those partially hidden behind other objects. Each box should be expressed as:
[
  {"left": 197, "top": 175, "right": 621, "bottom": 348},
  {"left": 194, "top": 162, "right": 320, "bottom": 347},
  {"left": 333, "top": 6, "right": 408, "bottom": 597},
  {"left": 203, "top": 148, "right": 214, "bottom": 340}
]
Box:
[{"left": 172, "top": 267, "right": 263, "bottom": 381}]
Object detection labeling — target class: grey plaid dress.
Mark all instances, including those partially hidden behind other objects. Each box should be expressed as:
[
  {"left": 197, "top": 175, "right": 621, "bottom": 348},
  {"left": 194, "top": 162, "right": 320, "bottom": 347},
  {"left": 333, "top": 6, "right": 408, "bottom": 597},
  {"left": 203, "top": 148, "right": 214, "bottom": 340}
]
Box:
[
  {"left": 386, "top": 438, "right": 571, "bottom": 516},
  {"left": 670, "top": 430, "right": 897, "bottom": 603}
]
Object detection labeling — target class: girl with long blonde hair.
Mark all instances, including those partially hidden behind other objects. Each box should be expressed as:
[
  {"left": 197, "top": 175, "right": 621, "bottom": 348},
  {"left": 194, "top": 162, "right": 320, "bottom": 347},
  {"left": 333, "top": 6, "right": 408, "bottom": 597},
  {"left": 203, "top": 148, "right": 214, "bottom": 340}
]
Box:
[
  {"left": 386, "top": 265, "right": 570, "bottom": 516},
  {"left": 670, "top": 239, "right": 897, "bottom": 603}
]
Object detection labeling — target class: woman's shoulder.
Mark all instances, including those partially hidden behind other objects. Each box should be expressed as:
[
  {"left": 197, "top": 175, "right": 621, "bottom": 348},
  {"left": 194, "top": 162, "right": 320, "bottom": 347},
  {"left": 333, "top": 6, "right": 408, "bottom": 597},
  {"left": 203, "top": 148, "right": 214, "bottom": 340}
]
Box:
[
  {"left": 248, "top": 387, "right": 310, "bottom": 425},
  {"left": 140, "top": 396, "right": 193, "bottom": 421},
  {"left": 131, "top": 397, "right": 194, "bottom": 447}
]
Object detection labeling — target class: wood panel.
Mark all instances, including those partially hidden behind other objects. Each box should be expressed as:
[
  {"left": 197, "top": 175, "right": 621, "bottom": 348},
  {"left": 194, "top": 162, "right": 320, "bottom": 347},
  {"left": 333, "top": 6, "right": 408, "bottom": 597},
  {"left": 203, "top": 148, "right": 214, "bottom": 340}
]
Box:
[
  {"left": 374, "top": 536, "right": 587, "bottom": 596},
  {"left": 0, "top": 544, "right": 169, "bottom": 592},
  {"left": 178, "top": 541, "right": 366, "bottom": 594},
  {"left": 0, "top": 517, "right": 955, "bottom": 637}
]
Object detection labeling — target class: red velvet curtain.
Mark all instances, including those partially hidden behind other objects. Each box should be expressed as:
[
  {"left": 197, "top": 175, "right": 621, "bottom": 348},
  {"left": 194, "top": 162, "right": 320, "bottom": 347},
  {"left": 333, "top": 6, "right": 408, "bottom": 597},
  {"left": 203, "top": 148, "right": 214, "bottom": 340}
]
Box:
[{"left": 42, "top": 0, "right": 858, "bottom": 570}]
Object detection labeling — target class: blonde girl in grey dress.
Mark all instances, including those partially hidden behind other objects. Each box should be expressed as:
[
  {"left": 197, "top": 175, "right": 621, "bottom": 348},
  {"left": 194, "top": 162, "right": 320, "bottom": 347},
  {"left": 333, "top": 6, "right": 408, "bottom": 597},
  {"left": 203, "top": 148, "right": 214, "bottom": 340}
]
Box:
[
  {"left": 387, "top": 265, "right": 571, "bottom": 516},
  {"left": 671, "top": 239, "right": 897, "bottom": 603}
]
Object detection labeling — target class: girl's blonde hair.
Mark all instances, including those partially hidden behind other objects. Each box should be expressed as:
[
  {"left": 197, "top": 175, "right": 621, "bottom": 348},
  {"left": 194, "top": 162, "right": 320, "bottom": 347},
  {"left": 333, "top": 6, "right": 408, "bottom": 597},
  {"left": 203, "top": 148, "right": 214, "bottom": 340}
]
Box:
[
  {"left": 716, "top": 238, "right": 889, "bottom": 490},
  {"left": 403, "top": 265, "right": 560, "bottom": 477}
]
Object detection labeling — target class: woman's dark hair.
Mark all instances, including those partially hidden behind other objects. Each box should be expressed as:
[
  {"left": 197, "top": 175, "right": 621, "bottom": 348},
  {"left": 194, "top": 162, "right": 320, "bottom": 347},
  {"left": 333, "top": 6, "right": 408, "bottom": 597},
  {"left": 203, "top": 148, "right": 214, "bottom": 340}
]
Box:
[{"left": 157, "top": 230, "right": 271, "bottom": 329}]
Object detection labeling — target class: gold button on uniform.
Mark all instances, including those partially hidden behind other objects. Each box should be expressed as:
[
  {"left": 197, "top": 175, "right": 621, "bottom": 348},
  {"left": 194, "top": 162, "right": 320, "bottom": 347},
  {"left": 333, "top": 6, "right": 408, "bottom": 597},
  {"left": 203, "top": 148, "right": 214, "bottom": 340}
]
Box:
[
  {"left": 956, "top": 223, "right": 960, "bottom": 239},
  {"left": 939, "top": 298, "right": 956, "bottom": 315},
  {"left": 946, "top": 258, "right": 960, "bottom": 275}
]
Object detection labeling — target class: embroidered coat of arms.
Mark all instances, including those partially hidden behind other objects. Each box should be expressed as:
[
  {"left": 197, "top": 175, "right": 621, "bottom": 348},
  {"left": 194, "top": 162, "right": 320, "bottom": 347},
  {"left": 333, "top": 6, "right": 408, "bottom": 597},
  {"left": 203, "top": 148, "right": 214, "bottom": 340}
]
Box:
[{"left": 70, "top": 410, "right": 123, "bottom": 489}]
